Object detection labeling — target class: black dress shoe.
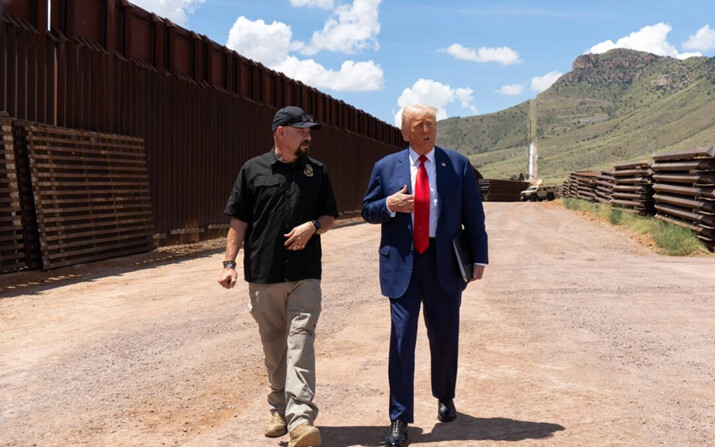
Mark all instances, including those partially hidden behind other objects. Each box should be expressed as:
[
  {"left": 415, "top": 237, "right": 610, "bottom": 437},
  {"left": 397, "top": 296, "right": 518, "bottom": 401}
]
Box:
[
  {"left": 437, "top": 398, "right": 457, "bottom": 422},
  {"left": 385, "top": 420, "right": 408, "bottom": 446}
]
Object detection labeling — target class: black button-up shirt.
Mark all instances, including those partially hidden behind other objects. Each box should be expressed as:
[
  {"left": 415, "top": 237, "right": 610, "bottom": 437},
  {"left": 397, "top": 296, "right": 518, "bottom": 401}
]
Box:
[{"left": 224, "top": 149, "right": 339, "bottom": 284}]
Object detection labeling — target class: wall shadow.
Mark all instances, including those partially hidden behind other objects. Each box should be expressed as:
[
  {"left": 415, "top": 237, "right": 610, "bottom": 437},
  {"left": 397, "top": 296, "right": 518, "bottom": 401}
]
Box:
[
  {"left": 0, "top": 242, "right": 226, "bottom": 299},
  {"left": 0, "top": 218, "right": 367, "bottom": 299},
  {"left": 314, "top": 412, "right": 565, "bottom": 446}
]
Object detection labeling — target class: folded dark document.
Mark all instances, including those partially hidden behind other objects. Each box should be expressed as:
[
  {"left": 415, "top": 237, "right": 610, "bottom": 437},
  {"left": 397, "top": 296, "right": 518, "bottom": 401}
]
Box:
[{"left": 452, "top": 230, "right": 473, "bottom": 283}]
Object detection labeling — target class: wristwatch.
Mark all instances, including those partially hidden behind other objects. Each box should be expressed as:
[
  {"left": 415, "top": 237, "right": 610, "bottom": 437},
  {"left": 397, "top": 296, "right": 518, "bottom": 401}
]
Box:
[
  {"left": 312, "top": 219, "right": 321, "bottom": 233},
  {"left": 223, "top": 260, "right": 237, "bottom": 269}
]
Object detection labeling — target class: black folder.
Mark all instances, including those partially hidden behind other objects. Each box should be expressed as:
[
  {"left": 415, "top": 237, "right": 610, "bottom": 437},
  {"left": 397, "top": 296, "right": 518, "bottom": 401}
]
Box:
[{"left": 451, "top": 230, "right": 473, "bottom": 283}]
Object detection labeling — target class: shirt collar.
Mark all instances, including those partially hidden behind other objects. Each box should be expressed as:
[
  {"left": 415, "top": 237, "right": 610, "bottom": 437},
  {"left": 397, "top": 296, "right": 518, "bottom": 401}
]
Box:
[
  {"left": 408, "top": 146, "right": 435, "bottom": 166},
  {"left": 268, "top": 147, "right": 279, "bottom": 163}
]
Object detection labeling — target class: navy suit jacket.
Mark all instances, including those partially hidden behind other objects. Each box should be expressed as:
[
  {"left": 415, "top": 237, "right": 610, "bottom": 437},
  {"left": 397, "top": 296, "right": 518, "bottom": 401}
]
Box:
[{"left": 362, "top": 146, "right": 488, "bottom": 298}]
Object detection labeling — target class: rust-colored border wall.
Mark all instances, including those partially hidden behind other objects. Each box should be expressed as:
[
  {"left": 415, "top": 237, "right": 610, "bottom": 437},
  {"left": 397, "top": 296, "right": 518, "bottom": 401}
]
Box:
[{"left": 1, "top": 1, "right": 403, "bottom": 242}]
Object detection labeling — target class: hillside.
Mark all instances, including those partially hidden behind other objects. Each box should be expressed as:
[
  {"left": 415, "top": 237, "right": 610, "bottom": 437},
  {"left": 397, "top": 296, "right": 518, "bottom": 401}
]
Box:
[{"left": 437, "top": 49, "right": 715, "bottom": 182}]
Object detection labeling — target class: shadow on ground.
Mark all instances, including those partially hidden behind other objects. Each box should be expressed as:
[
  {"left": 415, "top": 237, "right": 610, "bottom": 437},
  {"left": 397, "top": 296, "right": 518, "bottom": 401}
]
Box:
[
  {"left": 0, "top": 241, "right": 225, "bottom": 298},
  {"left": 310, "top": 413, "right": 565, "bottom": 446},
  {"left": 0, "top": 219, "right": 367, "bottom": 299}
]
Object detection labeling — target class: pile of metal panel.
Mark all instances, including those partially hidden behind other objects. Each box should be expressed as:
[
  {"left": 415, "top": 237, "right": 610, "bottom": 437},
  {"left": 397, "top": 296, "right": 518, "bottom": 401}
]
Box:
[
  {"left": 562, "top": 172, "right": 599, "bottom": 201},
  {"left": 0, "top": 112, "right": 26, "bottom": 273},
  {"left": 23, "top": 123, "right": 155, "bottom": 270},
  {"left": 651, "top": 147, "right": 715, "bottom": 251},
  {"left": 478, "top": 179, "right": 530, "bottom": 202},
  {"left": 610, "top": 160, "right": 654, "bottom": 214},
  {"left": 595, "top": 169, "right": 616, "bottom": 203}
]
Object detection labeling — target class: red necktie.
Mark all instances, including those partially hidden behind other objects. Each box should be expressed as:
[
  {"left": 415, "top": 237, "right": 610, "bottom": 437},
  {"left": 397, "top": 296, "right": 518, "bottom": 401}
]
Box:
[{"left": 414, "top": 155, "right": 429, "bottom": 254}]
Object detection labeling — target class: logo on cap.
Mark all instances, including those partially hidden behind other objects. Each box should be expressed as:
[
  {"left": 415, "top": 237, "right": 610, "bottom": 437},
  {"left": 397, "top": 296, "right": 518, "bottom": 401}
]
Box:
[{"left": 272, "top": 106, "right": 322, "bottom": 132}]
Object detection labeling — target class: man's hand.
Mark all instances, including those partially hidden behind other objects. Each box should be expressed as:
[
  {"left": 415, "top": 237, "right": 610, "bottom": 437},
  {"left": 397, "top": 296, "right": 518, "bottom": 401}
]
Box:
[
  {"left": 470, "top": 265, "right": 486, "bottom": 282},
  {"left": 387, "top": 185, "right": 414, "bottom": 213},
  {"left": 217, "top": 218, "right": 246, "bottom": 289},
  {"left": 284, "top": 222, "right": 316, "bottom": 250},
  {"left": 217, "top": 268, "right": 238, "bottom": 289}
]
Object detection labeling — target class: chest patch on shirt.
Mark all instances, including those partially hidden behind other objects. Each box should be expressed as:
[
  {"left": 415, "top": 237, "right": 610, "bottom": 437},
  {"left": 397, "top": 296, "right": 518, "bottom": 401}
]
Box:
[{"left": 304, "top": 164, "right": 314, "bottom": 177}]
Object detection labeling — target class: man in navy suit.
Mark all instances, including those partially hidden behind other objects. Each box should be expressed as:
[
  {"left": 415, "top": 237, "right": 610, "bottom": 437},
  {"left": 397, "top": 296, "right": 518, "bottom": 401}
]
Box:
[{"left": 362, "top": 104, "right": 488, "bottom": 447}]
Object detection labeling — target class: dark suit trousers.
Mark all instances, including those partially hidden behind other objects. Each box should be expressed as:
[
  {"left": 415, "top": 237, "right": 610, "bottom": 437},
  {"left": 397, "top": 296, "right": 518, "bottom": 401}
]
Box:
[{"left": 388, "top": 240, "right": 462, "bottom": 423}]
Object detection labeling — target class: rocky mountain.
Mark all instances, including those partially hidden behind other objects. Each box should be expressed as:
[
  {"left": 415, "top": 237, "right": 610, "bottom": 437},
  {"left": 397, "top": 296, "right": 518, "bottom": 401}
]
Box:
[{"left": 437, "top": 49, "right": 715, "bottom": 182}]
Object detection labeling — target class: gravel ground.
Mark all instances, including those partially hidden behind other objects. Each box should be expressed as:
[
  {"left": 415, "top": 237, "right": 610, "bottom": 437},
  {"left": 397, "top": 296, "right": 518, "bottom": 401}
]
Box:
[{"left": 1, "top": 201, "right": 713, "bottom": 447}]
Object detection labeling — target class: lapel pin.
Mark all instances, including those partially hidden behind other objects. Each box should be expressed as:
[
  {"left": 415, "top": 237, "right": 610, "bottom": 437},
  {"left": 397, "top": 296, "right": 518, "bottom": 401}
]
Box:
[{"left": 441, "top": 162, "right": 446, "bottom": 167}]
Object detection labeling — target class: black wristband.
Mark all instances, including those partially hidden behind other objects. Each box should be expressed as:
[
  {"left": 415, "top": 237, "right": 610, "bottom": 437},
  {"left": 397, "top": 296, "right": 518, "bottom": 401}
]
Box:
[
  {"left": 312, "top": 219, "right": 321, "bottom": 233},
  {"left": 223, "top": 260, "right": 237, "bottom": 269}
]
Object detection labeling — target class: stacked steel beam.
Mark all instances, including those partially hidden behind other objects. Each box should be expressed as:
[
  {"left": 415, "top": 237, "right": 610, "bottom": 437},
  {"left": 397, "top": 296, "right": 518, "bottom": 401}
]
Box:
[
  {"left": 561, "top": 176, "right": 575, "bottom": 198},
  {"left": 651, "top": 147, "right": 715, "bottom": 251},
  {"left": 595, "top": 169, "right": 616, "bottom": 203},
  {"left": 0, "top": 112, "right": 26, "bottom": 273},
  {"left": 611, "top": 160, "right": 654, "bottom": 214},
  {"left": 562, "top": 172, "right": 599, "bottom": 201},
  {"left": 478, "top": 179, "right": 530, "bottom": 202}
]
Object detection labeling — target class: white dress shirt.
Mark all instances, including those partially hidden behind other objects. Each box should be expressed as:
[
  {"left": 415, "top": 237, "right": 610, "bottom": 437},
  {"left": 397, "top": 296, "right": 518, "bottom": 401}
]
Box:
[
  {"left": 385, "top": 147, "right": 438, "bottom": 237},
  {"left": 408, "top": 147, "right": 438, "bottom": 237}
]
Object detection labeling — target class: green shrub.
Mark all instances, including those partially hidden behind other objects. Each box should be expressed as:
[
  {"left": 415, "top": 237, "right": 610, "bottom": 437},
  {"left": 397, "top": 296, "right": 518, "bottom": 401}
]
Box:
[
  {"left": 653, "top": 223, "right": 707, "bottom": 256},
  {"left": 595, "top": 203, "right": 613, "bottom": 222},
  {"left": 564, "top": 198, "right": 597, "bottom": 213},
  {"left": 609, "top": 207, "right": 623, "bottom": 225},
  {"left": 623, "top": 216, "right": 661, "bottom": 235}
]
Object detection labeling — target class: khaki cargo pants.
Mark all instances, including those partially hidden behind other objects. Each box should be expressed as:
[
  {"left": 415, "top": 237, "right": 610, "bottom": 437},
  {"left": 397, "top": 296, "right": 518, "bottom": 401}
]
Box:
[{"left": 248, "top": 279, "right": 321, "bottom": 431}]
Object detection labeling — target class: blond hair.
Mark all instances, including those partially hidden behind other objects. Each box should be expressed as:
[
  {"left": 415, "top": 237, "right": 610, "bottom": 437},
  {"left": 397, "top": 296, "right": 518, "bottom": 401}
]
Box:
[{"left": 401, "top": 104, "right": 438, "bottom": 132}]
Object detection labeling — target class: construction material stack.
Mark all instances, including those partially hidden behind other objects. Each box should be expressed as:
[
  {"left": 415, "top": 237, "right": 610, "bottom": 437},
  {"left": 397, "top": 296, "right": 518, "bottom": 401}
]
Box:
[
  {"left": 610, "top": 160, "right": 654, "bottom": 215},
  {"left": 651, "top": 147, "right": 715, "bottom": 251},
  {"left": 562, "top": 172, "right": 599, "bottom": 201},
  {"left": 595, "top": 169, "right": 616, "bottom": 203}
]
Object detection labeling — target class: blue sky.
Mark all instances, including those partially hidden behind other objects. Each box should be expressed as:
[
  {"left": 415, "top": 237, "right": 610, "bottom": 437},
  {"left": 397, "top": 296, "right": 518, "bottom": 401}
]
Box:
[{"left": 132, "top": 0, "right": 715, "bottom": 126}]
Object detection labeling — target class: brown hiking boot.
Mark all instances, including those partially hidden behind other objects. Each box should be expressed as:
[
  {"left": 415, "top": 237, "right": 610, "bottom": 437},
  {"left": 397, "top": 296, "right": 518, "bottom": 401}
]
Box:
[
  {"left": 263, "top": 413, "right": 287, "bottom": 437},
  {"left": 288, "top": 423, "right": 321, "bottom": 447}
]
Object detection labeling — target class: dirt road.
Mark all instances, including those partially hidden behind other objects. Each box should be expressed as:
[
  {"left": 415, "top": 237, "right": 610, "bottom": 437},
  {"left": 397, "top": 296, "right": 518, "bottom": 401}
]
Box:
[{"left": 1, "top": 202, "right": 713, "bottom": 447}]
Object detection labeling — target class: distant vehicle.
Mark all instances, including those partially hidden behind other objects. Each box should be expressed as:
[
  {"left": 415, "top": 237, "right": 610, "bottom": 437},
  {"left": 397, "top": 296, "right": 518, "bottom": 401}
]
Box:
[{"left": 520, "top": 184, "right": 559, "bottom": 202}]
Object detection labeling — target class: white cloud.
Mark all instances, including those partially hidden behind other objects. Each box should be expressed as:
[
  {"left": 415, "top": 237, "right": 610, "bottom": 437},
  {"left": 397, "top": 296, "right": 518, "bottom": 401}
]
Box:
[
  {"left": 455, "top": 88, "right": 478, "bottom": 113},
  {"left": 440, "top": 43, "right": 522, "bottom": 65},
  {"left": 290, "top": 0, "right": 334, "bottom": 9},
  {"left": 226, "top": 17, "right": 293, "bottom": 68},
  {"left": 496, "top": 84, "right": 525, "bottom": 95},
  {"left": 225, "top": 16, "right": 384, "bottom": 92},
  {"left": 683, "top": 25, "right": 715, "bottom": 51},
  {"left": 394, "top": 79, "right": 477, "bottom": 127},
  {"left": 130, "top": 0, "right": 204, "bottom": 27},
  {"left": 586, "top": 23, "right": 701, "bottom": 59},
  {"left": 530, "top": 71, "right": 562, "bottom": 92},
  {"left": 277, "top": 57, "right": 384, "bottom": 91},
  {"left": 296, "top": 0, "right": 382, "bottom": 55}
]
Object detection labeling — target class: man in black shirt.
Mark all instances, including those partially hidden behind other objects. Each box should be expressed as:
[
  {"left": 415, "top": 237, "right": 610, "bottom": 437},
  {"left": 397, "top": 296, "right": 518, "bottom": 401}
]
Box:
[{"left": 218, "top": 106, "right": 339, "bottom": 447}]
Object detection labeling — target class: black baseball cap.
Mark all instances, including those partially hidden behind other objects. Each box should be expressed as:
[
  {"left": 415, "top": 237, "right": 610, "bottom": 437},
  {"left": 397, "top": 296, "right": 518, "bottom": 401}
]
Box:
[{"left": 272, "top": 106, "right": 321, "bottom": 132}]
